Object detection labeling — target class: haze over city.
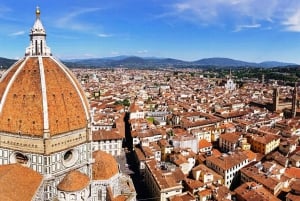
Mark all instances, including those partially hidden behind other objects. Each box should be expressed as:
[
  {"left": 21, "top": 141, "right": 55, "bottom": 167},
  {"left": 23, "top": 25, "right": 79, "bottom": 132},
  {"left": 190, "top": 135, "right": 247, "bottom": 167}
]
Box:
[{"left": 1, "top": 0, "right": 300, "bottom": 63}]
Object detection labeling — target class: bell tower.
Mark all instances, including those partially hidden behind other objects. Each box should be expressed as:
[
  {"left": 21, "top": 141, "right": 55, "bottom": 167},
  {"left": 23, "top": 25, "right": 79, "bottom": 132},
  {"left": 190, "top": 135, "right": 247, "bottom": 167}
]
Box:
[
  {"left": 273, "top": 87, "right": 279, "bottom": 112},
  {"left": 292, "top": 83, "right": 298, "bottom": 117}
]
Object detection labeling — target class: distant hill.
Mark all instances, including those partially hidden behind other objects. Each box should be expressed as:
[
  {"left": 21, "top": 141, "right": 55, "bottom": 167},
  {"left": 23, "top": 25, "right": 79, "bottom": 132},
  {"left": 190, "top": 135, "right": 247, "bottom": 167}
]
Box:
[
  {"left": 0, "top": 56, "right": 298, "bottom": 69},
  {"left": 259, "top": 61, "right": 297, "bottom": 68},
  {"left": 64, "top": 56, "right": 186, "bottom": 68},
  {"left": 193, "top": 57, "right": 297, "bottom": 68},
  {"left": 192, "top": 57, "right": 256, "bottom": 67},
  {"left": 0, "top": 57, "right": 17, "bottom": 68},
  {"left": 64, "top": 56, "right": 298, "bottom": 68}
]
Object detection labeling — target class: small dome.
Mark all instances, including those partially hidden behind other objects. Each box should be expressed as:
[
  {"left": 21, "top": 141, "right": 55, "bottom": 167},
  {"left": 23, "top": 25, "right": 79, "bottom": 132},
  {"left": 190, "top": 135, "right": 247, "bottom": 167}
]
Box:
[
  {"left": 57, "top": 170, "right": 90, "bottom": 192},
  {"left": 93, "top": 150, "right": 119, "bottom": 180},
  {"left": 0, "top": 164, "right": 43, "bottom": 201}
]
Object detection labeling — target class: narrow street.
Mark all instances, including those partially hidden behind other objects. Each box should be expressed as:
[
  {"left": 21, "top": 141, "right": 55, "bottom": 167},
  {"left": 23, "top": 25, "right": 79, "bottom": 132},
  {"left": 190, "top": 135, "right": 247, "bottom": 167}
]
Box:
[{"left": 123, "top": 113, "right": 152, "bottom": 200}]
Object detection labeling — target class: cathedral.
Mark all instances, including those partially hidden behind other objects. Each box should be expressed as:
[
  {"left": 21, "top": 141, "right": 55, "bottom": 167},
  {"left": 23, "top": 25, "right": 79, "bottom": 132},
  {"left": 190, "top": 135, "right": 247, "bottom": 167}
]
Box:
[{"left": 0, "top": 7, "right": 136, "bottom": 201}]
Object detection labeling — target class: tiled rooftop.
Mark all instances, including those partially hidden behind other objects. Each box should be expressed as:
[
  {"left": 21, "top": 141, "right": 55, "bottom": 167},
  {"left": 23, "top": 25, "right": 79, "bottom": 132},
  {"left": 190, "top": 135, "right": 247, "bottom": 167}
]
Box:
[
  {"left": 57, "top": 170, "right": 90, "bottom": 192},
  {"left": 0, "top": 57, "right": 89, "bottom": 137},
  {"left": 92, "top": 150, "right": 119, "bottom": 180},
  {"left": 0, "top": 164, "right": 43, "bottom": 201}
]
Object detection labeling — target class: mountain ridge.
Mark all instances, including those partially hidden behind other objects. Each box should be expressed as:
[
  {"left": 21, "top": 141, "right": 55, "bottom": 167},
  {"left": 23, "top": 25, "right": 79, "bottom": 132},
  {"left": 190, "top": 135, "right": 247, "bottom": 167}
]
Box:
[{"left": 0, "top": 56, "right": 298, "bottom": 69}]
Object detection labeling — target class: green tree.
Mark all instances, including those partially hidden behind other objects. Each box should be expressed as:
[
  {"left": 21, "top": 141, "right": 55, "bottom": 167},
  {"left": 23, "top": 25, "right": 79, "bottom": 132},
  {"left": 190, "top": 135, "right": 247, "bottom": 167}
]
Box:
[{"left": 122, "top": 99, "right": 130, "bottom": 107}]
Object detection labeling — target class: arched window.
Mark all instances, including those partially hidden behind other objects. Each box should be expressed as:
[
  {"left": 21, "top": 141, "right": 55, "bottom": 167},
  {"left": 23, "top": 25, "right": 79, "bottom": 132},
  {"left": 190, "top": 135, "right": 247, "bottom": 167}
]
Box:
[{"left": 70, "top": 194, "right": 76, "bottom": 201}]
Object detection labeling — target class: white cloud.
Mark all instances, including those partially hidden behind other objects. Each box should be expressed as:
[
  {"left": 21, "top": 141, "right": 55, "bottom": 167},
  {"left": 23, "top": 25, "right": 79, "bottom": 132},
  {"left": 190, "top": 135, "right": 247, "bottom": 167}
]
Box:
[
  {"left": 234, "top": 24, "right": 261, "bottom": 32},
  {"left": 160, "top": 0, "right": 300, "bottom": 31},
  {"left": 111, "top": 51, "right": 120, "bottom": 55},
  {"left": 282, "top": 9, "right": 300, "bottom": 32},
  {"left": 56, "top": 7, "right": 102, "bottom": 31},
  {"left": 137, "top": 50, "right": 148, "bottom": 54},
  {"left": 0, "top": 5, "right": 11, "bottom": 18},
  {"left": 97, "top": 33, "right": 113, "bottom": 38},
  {"left": 9, "top": 31, "right": 25, "bottom": 36}
]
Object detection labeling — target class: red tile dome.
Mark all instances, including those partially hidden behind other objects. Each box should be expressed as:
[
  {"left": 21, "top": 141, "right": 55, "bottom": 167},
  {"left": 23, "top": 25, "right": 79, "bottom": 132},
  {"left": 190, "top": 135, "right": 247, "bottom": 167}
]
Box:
[
  {"left": 57, "top": 170, "right": 90, "bottom": 192},
  {"left": 0, "top": 56, "right": 89, "bottom": 137},
  {"left": 0, "top": 8, "right": 89, "bottom": 138},
  {"left": 92, "top": 150, "right": 119, "bottom": 180}
]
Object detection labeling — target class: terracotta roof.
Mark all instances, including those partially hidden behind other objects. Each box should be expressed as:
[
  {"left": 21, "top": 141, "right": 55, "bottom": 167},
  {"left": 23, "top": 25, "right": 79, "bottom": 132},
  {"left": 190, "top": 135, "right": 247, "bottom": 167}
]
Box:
[
  {"left": 146, "top": 160, "right": 183, "bottom": 190},
  {"left": 129, "top": 102, "right": 141, "bottom": 113},
  {"left": 184, "top": 178, "right": 204, "bottom": 190},
  {"left": 285, "top": 167, "right": 300, "bottom": 179},
  {"left": 290, "top": 179, "right": 300, "bottom": 192},
  {"left": 198, "top": 139, "right": 212, "bottom": 149},
  {"left": 206, "top": 152, "right": 248, "bottom": 170},
  {"left": 57, "top": 170, "right": 90, "bottom": 192},
  {"left": 112, "top": 195, "right": 127, "bottom": 201},
  {"left": 241, "top": 165, "right": 280, "bottom": 190},
  {"left": 250, "top": 133, "right": 280, "bottom": 145},
  {"left": 170, "top": 192, "right": 196, "bottom": 201},
  {"left": 93, "top": 150, "right": 119, "bottom": 180},
  {"left": 213, "top": 186, "right": 233, "bottom": 201},
  {"left": 92, "top": 129, "right": 123, "bottom": 141},
  {"left": 0, "top": 57, "right": 89, "bottom": 137},
  {"left": 219, "top": 132, "right": 241, "bottom": 142},
  {"left": 242, "top": 150, "right": 257, "bottom": 162},
  {"left": 0, "top": 164, "right": 43, "bottom": 201},
  {"left": 234, "top": 182, "right": 280, "bottom": 201}
]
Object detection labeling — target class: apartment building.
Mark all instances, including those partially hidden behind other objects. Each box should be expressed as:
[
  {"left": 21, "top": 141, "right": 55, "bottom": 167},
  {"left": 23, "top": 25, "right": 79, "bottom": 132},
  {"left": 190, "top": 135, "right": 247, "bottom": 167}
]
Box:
[
  {"left": 246, "top": 133, "right": 280, "bottom": 155},
  {"left": 234, "top": 182, "right": 280, "bottom": 201},
  {"left": 144, "top": 160, "right": 184, "bottom": 201},
  {"left": 206, "top": 151, "right": 249, "bottom": 188},
  {"left": 240, "top": 162, "right": 284, "bottom": 195},
  {"left": 92, "top": 129, "right": 123, "bottom": 156},
  {"left": 219, "top": 132, "right": 243, "bottom": 152}
]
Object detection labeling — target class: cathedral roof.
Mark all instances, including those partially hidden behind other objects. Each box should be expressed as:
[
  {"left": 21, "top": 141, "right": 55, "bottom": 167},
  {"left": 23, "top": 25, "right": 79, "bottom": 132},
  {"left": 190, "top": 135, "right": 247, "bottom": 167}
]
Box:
[
  {"left": 92, "top": 150, "right": 119, "bottom": 180},
  {"left": 0, "top": 164, "right": 43, "bottom": 201},
  {"left": 57, "top": 170, "right": 90, "bottom": 192},
  {"left": 0, "top": 8, "right": 89, "bottom": 137},
  {"left": 0, "top": 57, "right": 89, "bottom": 137}
]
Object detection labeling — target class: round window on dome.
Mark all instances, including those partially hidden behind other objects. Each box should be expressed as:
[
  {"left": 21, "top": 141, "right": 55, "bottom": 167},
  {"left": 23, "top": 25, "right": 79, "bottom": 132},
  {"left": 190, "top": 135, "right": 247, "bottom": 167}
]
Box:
[
  {"left": 62, "top": 149, "right": 78, "bottom": 167},
  {"left": 10, "top": 152, "right": 29, "bottom": 166}
]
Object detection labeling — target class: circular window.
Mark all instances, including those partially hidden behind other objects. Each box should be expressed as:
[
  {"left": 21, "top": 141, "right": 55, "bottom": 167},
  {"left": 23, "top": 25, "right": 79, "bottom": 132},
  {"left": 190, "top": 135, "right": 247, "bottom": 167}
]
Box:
[
  {"left": 10, "top": 152, "right": 29, "bottom": 166},
  {"left": 62, "top": 149, "right": 78, "bottom": 167},
  {"left": 64, "top": 150, "right": 73, "bottom": 161}
]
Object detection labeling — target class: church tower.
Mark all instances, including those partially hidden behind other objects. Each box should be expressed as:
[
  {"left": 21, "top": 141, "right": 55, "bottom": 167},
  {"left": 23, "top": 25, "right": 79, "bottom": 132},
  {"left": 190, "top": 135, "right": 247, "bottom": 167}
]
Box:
[
  {"left": 273, "top": 87, "right": 279, "bottom": 112},
  {"left": 0, "top": 7, "right": 92, "bottom": 200},
  {"left": 224, "top": 69, "right": 236, "bottom": 92},
  {"left": 292, "top": 83, "right": 298, "bottom": 118}
]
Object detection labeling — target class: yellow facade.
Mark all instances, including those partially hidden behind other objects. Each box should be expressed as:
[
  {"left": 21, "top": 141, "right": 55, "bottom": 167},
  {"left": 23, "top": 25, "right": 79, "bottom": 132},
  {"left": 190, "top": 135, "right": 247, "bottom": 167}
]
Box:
[{"left": 250, "top": 138, "right": 280, "bottom": 155}]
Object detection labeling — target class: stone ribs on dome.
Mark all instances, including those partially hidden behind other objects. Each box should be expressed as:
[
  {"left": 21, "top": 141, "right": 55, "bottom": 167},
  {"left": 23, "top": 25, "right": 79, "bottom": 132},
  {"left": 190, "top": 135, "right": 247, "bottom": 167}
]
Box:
[{"left": 0, "top": 6, "right": 90, "bottom": 137}]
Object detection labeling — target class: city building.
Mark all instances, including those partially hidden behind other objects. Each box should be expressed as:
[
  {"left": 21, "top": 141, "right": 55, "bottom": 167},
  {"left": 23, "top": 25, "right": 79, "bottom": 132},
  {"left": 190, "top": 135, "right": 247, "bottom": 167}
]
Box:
[
  {"left": 234, "top": 182, "right": 280, "bottom": 201},
  {"left": 206, "top": 151, "right": 249, "bottom": 188},
  {"left": 144, "top": 159, "right": 185, "bottom": 201},
  {"left": 218, "top": 132, "right": 243, "bottom": 152},
  {"left": 246, "top": 133, "right": 280, "bottom": 155}
]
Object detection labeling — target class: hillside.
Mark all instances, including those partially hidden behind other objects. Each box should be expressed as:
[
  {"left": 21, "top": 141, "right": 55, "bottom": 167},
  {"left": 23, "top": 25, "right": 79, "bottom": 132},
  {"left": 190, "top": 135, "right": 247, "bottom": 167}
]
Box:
[
  {"left": 0, "top": 56, "right": 297, "bottom": 69},
  {"left": 0, "top": 57, "right": 17, "bottom": 68}
]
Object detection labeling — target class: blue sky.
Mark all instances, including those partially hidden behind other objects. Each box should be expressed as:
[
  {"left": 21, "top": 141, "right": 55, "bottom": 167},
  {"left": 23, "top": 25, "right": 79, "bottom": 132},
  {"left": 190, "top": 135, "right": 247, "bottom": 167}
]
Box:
[{"left": 1, "top": 0, "right": 300, "bottom": 63}]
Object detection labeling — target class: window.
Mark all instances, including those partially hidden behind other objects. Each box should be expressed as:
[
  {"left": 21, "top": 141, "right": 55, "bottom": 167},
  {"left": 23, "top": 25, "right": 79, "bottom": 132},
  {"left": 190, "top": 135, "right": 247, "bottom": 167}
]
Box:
[
  {"left": 11, "top": 152, "right": 29, "bottom": 165},
  {"left": 62, "top": 149, "right": 79, "bottom": 168}
]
